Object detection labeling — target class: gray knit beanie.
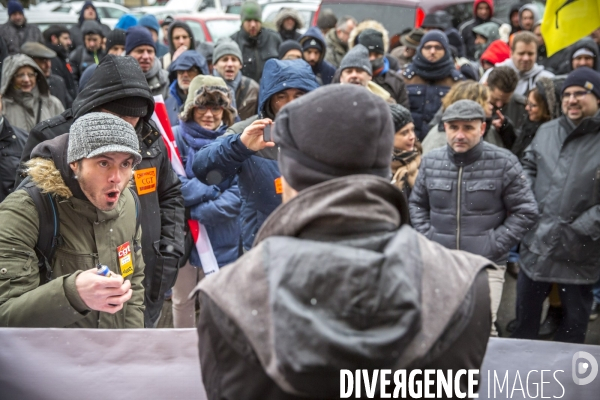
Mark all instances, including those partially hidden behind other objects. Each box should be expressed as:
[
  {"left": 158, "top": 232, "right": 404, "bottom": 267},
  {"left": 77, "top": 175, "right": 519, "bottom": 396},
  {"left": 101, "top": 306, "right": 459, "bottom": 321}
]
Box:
[
  {"left": 68, "top": 112, "right": 142, "bottom": 165},
  {"left": 213, "top": 38, "right": 243, "bottom": 64},
  {"left": 340, "top": 44, "right": 372, "bottom": 76},
  {"left": 388, "top": 104, "right": 413, "bottom": 133}
]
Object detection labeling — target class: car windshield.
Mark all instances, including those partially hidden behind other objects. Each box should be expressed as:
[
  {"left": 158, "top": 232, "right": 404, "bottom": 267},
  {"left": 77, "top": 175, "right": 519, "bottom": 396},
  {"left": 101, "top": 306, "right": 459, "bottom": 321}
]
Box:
[{"left": 206, "top": 19, "right": 240, "bottom": 42}]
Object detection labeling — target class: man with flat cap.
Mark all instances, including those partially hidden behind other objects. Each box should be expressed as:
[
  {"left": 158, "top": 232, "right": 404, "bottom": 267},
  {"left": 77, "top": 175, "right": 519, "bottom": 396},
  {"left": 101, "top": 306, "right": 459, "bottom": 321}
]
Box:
[
  {"left": 194, "top": 85, "right": 496, "bottom": 398},
  {"left": 409, "top": 99, "right": 538, "bottom": 337},
  {"left": 21, "top": 42, "right": 72, "bottom": 108}
]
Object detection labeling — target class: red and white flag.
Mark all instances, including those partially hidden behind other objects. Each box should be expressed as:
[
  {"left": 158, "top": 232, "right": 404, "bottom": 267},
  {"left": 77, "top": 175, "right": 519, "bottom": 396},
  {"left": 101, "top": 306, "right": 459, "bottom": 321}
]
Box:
[{"left": 152, "top": 95, "right": 219, "bottom": 276}]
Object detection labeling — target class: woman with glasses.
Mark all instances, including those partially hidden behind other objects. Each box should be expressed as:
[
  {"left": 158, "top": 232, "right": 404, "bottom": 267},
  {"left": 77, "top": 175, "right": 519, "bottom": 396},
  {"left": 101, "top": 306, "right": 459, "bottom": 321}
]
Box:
[
  {"left": 171, "top": 75, "right": 242, "bottom": 328},
  {"left": 0, "top": 54, "right": 63, "bottom": 132}
]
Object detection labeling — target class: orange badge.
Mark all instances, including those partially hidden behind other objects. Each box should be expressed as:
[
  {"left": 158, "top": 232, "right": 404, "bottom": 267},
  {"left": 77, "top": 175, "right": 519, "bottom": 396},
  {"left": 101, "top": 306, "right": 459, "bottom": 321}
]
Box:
[
  {"left": 117, "top": 242, "right": 134, "bottom": 278},
  {"left": 134, "top": 167, "right": 157, "bottom": 195},
  {"left": 274, "top": 177, "right": 283, "bottom": 194}
]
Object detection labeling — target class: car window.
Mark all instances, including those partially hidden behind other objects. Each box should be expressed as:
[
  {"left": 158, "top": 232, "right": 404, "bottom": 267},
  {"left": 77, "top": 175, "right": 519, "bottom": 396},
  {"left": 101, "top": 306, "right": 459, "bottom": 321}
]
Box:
[
  {"left": 206, "top": 19, "right": 240, "bottom": 42},
  {"left": 182, "top": 20, "right": 207, "bottom": 43},
  {"left": 325, "top": 4, "right": 416, "bottom": 36},
  {"left": 102, "top": 7, "right": 127, "bottom": 19}
]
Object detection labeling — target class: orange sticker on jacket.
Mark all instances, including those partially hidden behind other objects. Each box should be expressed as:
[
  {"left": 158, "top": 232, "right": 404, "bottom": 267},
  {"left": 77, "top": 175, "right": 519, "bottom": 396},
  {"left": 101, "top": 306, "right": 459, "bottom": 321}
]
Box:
[
  {"left": 134, "top": 167, "right": 157, "bottom": 195},
  {"left": 117, "top": 242, "right": 134, "bottom": 278},
  {"left": 274, "top": 177, "right": 283, "bottom": 194}
]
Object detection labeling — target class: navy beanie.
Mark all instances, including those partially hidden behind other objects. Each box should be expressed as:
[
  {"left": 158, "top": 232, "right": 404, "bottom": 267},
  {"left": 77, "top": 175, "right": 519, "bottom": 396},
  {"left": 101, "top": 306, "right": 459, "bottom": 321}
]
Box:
[
  {"left": 125, "top": 26, "right": 156, "bottom": 55},
  {"left": 7, "top": 0, "right": 24, "bottom": 16},
  {"left": 563, "top": 67, "right": 600, "bottom": 99},
  {"left": 419, "top": 30, "right": 450, "bottom": 53}
]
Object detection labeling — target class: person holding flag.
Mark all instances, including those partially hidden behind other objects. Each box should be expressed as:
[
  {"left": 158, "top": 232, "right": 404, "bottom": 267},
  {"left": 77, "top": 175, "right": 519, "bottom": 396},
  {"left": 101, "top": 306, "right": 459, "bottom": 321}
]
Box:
[{"left": 168, "top": 76, "right": 241, "bottom": 328}]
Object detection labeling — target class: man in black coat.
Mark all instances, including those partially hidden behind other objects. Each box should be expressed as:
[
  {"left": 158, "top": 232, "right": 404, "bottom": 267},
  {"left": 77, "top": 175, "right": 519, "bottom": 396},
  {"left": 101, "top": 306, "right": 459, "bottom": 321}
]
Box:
[
  {"left": 43, "top": 25, "right": 78, "bottom": 103},
  {"left": 18, "top": 55, "right": 185, "bottom": 327},
  {"left": 0, "top": 96, "right": 26, "bottom": 203}
]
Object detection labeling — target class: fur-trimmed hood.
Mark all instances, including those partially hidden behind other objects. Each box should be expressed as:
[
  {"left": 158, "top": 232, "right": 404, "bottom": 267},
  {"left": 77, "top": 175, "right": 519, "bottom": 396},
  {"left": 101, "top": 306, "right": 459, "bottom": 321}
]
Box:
[
  {"left": 349, "top": 20, "right": 389, "bottom": 54},
  {"left": 25, "top": 157, "right": 73, "bottom": 199},
  {"left": 275, "top": 8, "right": 304, "bottom": 31}
]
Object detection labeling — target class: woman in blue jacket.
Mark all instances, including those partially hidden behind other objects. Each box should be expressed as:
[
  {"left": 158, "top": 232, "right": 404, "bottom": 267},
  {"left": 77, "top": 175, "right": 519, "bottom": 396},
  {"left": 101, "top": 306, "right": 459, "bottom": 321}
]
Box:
[{"left": 171, "top": 75, "right": 241, "bottom": 328}]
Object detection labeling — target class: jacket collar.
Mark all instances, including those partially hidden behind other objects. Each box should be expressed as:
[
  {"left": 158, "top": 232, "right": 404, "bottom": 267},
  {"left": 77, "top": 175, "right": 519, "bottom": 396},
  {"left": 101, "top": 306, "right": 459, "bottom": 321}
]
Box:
[
  {"left": 446, "top": 140, "right": 484, "bottom": 166},
  {"left": 254, "top": 175, "right": 409, "bottom": 246}
]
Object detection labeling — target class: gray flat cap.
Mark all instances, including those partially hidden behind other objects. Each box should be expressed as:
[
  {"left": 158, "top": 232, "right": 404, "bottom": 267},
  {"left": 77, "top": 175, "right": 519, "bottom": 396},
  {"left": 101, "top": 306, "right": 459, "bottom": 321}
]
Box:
[
  {"left": 442, "top": 99, "right": 486, "bottom": 122},
  {"left": 20, "top": 42, "right": 57, "bottom": 59}
]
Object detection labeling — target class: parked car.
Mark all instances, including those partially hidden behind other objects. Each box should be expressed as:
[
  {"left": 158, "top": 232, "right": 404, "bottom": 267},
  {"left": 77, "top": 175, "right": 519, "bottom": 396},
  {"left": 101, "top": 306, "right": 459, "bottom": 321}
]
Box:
[
  {"left": 51, "top": 1, "right": 130, "bottom": 29},
  {"left": 173, "top": 12, "right": 240, "bottom": 43},
  {"left": 0, "top": 10, "right": 78, "bottom": 32},
  {"left": 312, "top": 0, "right": 534, "bottom": 36}
]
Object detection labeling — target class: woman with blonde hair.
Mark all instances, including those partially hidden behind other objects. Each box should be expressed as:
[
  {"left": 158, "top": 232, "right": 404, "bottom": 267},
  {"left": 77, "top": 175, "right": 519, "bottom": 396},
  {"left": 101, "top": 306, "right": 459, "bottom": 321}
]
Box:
[{"left": 422, "top": 80, "right": 503, "bottom": 154}]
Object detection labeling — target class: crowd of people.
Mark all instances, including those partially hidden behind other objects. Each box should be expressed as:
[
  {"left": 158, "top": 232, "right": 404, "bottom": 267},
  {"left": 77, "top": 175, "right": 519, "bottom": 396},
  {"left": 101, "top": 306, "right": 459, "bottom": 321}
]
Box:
[{"left": 0, "top": 0, "right": 599, "bottom": 396}]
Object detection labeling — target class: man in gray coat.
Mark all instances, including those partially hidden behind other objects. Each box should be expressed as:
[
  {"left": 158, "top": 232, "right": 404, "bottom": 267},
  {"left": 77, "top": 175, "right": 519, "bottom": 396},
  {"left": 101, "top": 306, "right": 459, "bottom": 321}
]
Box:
[
  {"left": 512, "top": 67, "right": 600, "bottom": 343},
  {"left": 0, "top": 1, "right": 43, "bottom": 55},
  {"left": 410, "top": 99, "right": 538, "bottom": 336}
]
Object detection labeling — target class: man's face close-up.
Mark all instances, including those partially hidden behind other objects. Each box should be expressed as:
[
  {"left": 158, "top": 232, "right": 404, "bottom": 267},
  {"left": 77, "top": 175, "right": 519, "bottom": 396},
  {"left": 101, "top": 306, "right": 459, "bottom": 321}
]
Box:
[
  {"left": 33, "top": 58, "right": 52, "bottom": 77},
  {"left": 171, "top": 28, "right": 191, "bottom": 51},
  {"left": 340, "top": 67, "right": 371, "bottom": 87},
  {"left": 243, "top": 20, "right": 261, "bottom": 37},
  {"left": 421, "top": 41, "right": 445, "bottom": 63},
  {"left": 572, "top": 55, "right": 595, "bottom": 70},
  {"left": 444, "top": 119, "right": 485, "bottom": 153},
  {"left": 83, "top": 6, "right": 97, "bottom": 20},
  {"left": 562, "top": 85, "right": 600, "bottom": 123},
  {"left": 59, "top": 33, "right": 72, "bottom": 50},
  {"left": 130, "top": 45, "right": 156, "bottom": 73},
  {"left": 84, "top": 34, "right": 102, "bottom": 52},
  {"left": 336, "top": 21, "right": 355, "bottom": 45},
  {"left": 9, "top": 11, "right": 25, "bottom": 26},
  {"left": 215, "top": 55, "right": 242, "bottom": 81},
  {"left": 269, "top": 88, "right": 306, "bottom": 115},
  {"left": 476, "top": 3, "right": 491, "bottom": 20},
  {"left": 520, "top": 10, "right": 534, "bottom": 31},
  {"left": 512, "top": 41, "right": 537, "bottom": 73},
  {"left": 488, "top": 87, "right": 513, "bottom": 110},
  {"left": 177, "top": 67, "right": 200, "bottom": 91},
  {"left": 303, "top": 48, "right": 321, "bottom": 67}
]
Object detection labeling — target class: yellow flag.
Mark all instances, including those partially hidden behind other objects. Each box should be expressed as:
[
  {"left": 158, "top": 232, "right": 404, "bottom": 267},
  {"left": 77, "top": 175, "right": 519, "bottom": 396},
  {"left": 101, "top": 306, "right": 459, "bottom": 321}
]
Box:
[{"left": 541, "top": 0, "right": 600, "bottom": 56}]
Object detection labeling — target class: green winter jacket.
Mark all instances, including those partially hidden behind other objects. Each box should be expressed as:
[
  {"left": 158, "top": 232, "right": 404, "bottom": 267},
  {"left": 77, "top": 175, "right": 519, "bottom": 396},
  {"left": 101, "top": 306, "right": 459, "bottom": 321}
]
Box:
[{"left": 0, "top": 154, "right": 145, "bottom": 328}]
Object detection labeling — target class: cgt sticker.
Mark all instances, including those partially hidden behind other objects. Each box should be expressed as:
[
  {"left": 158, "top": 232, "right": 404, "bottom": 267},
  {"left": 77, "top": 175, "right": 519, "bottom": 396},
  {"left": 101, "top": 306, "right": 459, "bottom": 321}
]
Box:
[{"left": 134, "top": 167, "right": 157, "bottom": 195}]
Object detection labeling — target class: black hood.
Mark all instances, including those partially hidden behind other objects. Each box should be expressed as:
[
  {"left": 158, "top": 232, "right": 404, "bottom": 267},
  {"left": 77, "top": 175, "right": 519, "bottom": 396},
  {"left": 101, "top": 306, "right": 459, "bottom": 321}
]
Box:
[
  {"left": 30, "top": 133, "right": 87, "bottom": 201},
  {"left": 72, "top": 55, "right": 155, "bottom": 121},
  {"left": 568, "top": 38, "right": 600, "bottom": 72},
  {"left": 167, "top": 21, "right": 196, "bottom": 56}
]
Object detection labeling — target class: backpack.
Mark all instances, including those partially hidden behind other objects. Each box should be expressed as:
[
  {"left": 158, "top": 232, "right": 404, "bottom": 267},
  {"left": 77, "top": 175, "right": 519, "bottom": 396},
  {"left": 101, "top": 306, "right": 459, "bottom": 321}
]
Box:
[{"left": 16, "top": 177, "right": 141, "bottom": 284}]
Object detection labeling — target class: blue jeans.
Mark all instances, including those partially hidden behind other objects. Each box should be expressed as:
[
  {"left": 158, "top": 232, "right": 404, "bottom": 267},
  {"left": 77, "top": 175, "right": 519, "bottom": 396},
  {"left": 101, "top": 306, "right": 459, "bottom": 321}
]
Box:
[{"left": 507, "top": 244, "right": 519, "bottom": 263}]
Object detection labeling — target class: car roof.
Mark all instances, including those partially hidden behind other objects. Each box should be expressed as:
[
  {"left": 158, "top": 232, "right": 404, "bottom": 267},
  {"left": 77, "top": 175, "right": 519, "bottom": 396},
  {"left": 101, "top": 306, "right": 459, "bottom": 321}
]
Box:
[{"left": 0, "top": 10, "right": 78, "bottom": 25}]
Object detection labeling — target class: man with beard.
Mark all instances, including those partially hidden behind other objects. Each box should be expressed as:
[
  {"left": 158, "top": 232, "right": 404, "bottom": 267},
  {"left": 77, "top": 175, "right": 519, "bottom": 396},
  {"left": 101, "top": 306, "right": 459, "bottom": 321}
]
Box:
[
  {"left": 213, "top": 39, "right": 259, "bottom": 121},
  {"left": 356, "top": 28, "right": 408, "bottom": 107},
  {"left": 126, "top": 27, "right": 169, "bottom": 99},
  {"left": 410, "top": 99, "right": 538, "bottom": 336},
  {"left": 230, "top": 1, "right": 281, "bottom": 83},
  {"left": 43, "top": 25, "right": 77, "bottom": 103},
  {"left": 0, "top": 0, "right": 43, "bottom": 55},
  {"left": 0, "top": 112, "right": 145, "bottom": 328},
  {"left": 458, "top": 0, "right": 502, "bottom": 61},
  {"left": 299, "top": 27, "right": 336, "bottom": 86},
  {"left": 19, "top": 55, "right": 185, "bottom": 328}
]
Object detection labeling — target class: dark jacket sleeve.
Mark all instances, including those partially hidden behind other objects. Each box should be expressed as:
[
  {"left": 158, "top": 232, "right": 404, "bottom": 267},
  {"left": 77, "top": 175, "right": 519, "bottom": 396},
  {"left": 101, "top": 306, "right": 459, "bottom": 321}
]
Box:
[
  {"left": 521, "top": 145, "right": 538, "bottom": 190},
  {"left": 408, "top": 162, "right": 433, "bottom": 236},
  {"left": 189, "top": 184, "right": 241, "bottom": 226},
  {"left": 192, "top": 133, "right": 256, "bottom": 185},
  {"left": 493, "top": 157, "right": 539, "bottom": 255}
]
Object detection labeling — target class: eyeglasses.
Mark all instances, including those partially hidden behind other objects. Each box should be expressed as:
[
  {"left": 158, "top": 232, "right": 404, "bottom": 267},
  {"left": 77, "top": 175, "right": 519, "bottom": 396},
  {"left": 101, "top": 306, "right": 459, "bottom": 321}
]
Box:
[
  {"left": 422, "top": 44, "right": 444, "bottom": 51},
  {"left": 195, "top": 105, "right": 224, "bottom": 114},
  {"left": 15, "top": 72, "right": 37, "bottom": 80},
  {"left": 526, "top": 102, "right": 539, "bottom": 108},
  {"left": 562, "top": 90, "right": 591, "bottom": 101}
]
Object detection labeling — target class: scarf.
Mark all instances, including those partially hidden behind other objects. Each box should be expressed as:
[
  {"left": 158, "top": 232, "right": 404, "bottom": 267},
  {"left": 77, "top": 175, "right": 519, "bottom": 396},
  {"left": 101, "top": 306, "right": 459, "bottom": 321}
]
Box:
[
  {"left": 179, "top": 119, "right": 227, "bottom": 178},
  {"left": 144, "top": 57, "right": 162, "bottom": 81},
  {"left": 372, "top": 56, "right": 389, "bottom": 77},
  {"left": 408, "top": 50, "right": 456, "bottom": 81},
  {"left": 391, "top": 149, "right": 421, "bottom": 191}
]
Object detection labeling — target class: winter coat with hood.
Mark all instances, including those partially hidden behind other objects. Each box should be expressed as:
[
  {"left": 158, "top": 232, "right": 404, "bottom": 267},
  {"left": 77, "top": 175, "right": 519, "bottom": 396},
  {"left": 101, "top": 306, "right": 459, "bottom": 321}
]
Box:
[
  {"left": 347, "top": 21, "right": 409, "bottom": 107},
  {"left": 230, "top": 24, "right": 282, "bottom": 83},
  {"left": 550, "top": 38, "right": 600, "bottom": 99},
  {"left": 472, "top": 21, "right": 500, "bottom": 60},
  {"left": 0, "top": 54, "right": 64, "bottom": 132},
  {"left": 0, "top": 116, "right": 26, "bottom": 202},
  {"left": 520, "top": 111, "right": 600, "bottom": 285},
  {"left": 275, "top": 8, "right": 303, "bottom": 42},
  {"left": 0, "top": 133, "right": 144, "bottom": 328},
  {"left": 410, "top": 140, "right": 539, "bottom": 265},
  {"left": 18, "top": 55, "right": 185, "bottom": 327},
  {"left": 195, "top": 174, "right": 494, "bottom": 399},
  {"left": 162, "top": 21, "right": 197, "bottom": 70},
  {"left": 68, "top": 1, "right": 111, "bottom": 50},
  {"left": 165, "top": 50, "right": 209, "bottom": 126},
  {"left": 324, "top": 27, "right": 347, "bottom": 68},
  {"left": 69, "top": 20, "right": 106, "bottom": 83},
  {"left": 46, "top": 41, "right": 78, "bottom": 103},
  {"left": 0, "top": 17, "right": 43, "bottom": 55},
  {"left": 348, "top": 20, "right": 400, "bottom": 72},
  {"left": 299, "top": 27, "right": 336, "bottom": 85},
  {"left": 518, "top": 4, "right": 541, "bottom": 31},
  {"left": 458, "top": 0, "right": 503, "bottom": 61},
  {"left": 481, "top": 57, "right": 555, "bottom": 96},
  {"left": 192, "top": 59, "right": 319, "bottom": 251}
]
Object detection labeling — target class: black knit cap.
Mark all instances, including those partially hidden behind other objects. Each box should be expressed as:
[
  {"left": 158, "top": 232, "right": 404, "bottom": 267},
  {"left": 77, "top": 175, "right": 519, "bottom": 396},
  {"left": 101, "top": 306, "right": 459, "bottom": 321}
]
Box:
[
  {"left": 106, "top": 29, "right": 126, "bottom": 53},
  {"left": 99, "top": 97, "right": 149, "bottom": 118},
  {"left": 278, "top": 39, "right": 302, "bottom": 59},
  {"left": 274, "top": 84, "right": 393, "bottom": 191},
  {"left": 358, "top": 29, "right": 385, "bottom": 55},
  {"left": 388, "top": 104, "right": 413, "bottom": 132}
]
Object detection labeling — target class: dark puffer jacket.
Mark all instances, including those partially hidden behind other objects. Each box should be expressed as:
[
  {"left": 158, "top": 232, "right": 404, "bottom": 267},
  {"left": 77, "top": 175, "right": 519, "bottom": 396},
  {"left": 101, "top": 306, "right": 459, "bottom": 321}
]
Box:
[
  {"left": 230, "top": 26, "right": 282, "bottom": 83},
  {"left": 19, "top": 55, "right": 185, "bottom": 327},
  {"left": 0, "top": 118, "right": 26, "bottom": 203},
  {"left": 409, "top": 141, "right": 538, "bottom": 265},
  {"left": 192, "top": 59, "right": 318, "bottom": 251},
  {"left": 520, "top": 114, "right": 600, "bottom": 284}
]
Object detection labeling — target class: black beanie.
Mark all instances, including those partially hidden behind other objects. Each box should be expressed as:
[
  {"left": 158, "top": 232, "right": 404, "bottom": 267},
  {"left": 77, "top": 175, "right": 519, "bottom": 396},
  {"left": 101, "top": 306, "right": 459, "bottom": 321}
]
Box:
[
  {"left": 106, "top": 29, "right": 126, "bottom": 52},
  {"left": 301, "top": 37, "right": 323, "bottom": 53},
  {"left": 388, "top": 104, "right": 413, "bottom": 133},
  {"left": 562, "top": 67, "right": 600, "bottom": 99},
  {"left": 274, "top": 84, "right": 393, "bottom": 191},
  {"left": 99, "top": 97, "right": 149, "bottom": 117},
  {"left": 279, "top": 39, "right": 303, "bottom": 59},
  {"left": 358, "top": 29, "right": 385, "bottom": 55}
]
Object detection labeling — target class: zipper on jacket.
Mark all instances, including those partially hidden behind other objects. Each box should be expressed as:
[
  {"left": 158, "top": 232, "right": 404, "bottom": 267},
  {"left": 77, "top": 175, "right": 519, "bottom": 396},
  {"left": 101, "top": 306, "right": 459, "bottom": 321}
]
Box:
[{"left": 456, "top": 166, "right": 463, "bottom": 250}]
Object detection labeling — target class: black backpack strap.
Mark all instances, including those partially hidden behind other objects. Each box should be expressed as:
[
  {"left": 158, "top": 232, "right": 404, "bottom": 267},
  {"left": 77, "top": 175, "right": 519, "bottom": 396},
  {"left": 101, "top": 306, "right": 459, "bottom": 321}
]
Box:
[
  {"left": 129, "top": 187, "right": 142, "bottom": 252},
  {"left": 16, "top": 176, "right": 61, "bottom": 284}
]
